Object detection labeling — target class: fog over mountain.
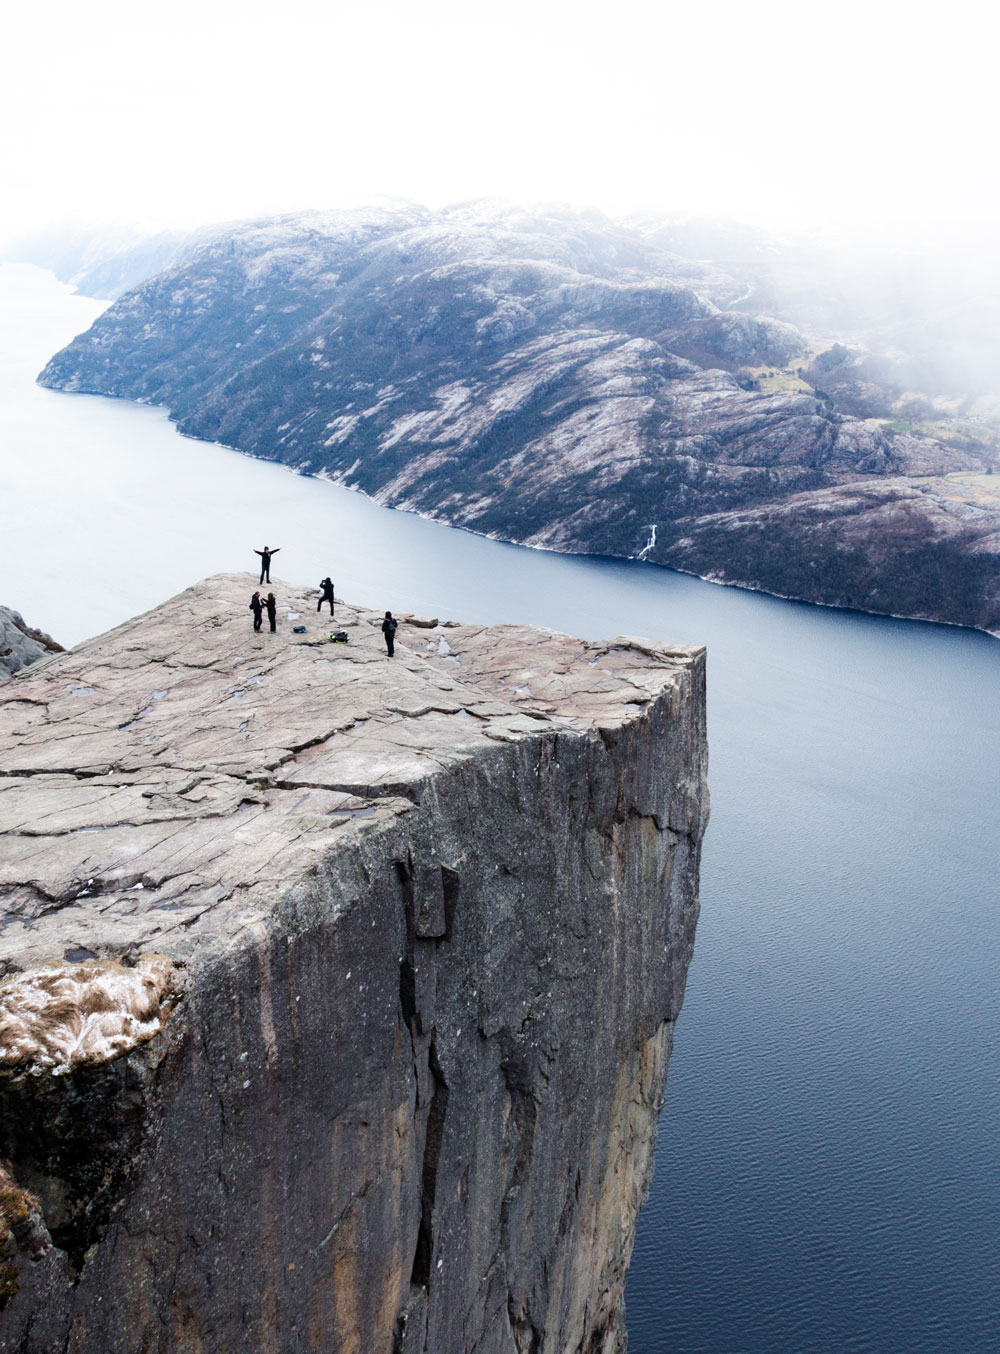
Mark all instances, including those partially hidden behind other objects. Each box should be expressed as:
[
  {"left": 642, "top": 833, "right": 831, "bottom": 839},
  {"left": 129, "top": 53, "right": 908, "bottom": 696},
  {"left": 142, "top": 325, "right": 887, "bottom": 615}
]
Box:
[
  {"left": 627, "top": 216, "right": 1000, "bottom": 404},
  {"left": 35, "top": 201, "right": 1000, "bottom": 634},
  {"left": 23, "top": 207, "right": 1000, "bottom": 405}
]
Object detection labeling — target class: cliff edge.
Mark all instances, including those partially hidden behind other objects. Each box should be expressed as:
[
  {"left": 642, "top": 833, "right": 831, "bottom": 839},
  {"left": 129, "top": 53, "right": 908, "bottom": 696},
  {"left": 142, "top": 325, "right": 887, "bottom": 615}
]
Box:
[{"left": 0, "top": 574, "right": 708, "bottom": 1354}]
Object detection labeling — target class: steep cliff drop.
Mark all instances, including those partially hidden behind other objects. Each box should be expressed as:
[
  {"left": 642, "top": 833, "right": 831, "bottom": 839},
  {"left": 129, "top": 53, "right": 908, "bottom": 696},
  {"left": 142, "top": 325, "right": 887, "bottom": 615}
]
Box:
[{"left": 0, "top": 575, "right": 708, "bottom": 1354}]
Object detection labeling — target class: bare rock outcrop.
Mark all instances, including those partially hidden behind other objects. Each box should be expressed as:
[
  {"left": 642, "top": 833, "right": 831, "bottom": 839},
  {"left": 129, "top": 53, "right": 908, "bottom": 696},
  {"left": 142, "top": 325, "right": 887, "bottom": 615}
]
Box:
[
  {"left": 0, "top": 574, "right": 708, "bottom": 1354},
  {"left": 0, "top": 609, "right": 62, "bottom": 683},
  {"left": 655, "top": 476, "right": 1000, "bottom": 633}
]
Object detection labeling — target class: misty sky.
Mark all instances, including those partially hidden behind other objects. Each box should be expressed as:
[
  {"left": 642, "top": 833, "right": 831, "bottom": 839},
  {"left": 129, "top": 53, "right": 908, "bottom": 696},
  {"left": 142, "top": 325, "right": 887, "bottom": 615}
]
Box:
[{"left": 3, "top": 0, "right": 997, "bottom": 239}]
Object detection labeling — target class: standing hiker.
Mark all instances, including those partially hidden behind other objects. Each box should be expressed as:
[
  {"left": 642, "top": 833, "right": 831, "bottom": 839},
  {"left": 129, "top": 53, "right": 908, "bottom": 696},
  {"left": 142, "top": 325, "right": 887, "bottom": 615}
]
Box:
[
  {"left": 381, "top": 611, "right": 397, "bottom": 657},
  {"left": 249, "top": 591, "right": 263, "bottom": 632},
  {"left": 318, "top": 577, "right": 335, "bottom": 615},
  {"left": 266, "top": 593, "right": 277, "bottom": 633},
  {"left": 254, "top": 545, "right": 280, "bottom": 584}
]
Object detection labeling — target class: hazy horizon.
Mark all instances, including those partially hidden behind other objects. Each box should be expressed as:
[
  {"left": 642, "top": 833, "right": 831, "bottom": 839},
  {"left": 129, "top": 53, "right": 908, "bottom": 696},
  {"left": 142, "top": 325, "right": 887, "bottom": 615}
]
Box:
[
  {"left": 5, "top": 0, "right": 998, "bottom": 244},
  {"left": 8, "top": 0, "right": 1000, "bottom": 405}
]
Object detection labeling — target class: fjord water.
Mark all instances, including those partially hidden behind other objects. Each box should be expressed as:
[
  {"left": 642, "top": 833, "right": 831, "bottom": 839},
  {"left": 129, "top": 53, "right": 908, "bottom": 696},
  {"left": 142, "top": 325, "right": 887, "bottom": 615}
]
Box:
[{"left": 3, "top": 263, "right": 998, "bottom": 1353}]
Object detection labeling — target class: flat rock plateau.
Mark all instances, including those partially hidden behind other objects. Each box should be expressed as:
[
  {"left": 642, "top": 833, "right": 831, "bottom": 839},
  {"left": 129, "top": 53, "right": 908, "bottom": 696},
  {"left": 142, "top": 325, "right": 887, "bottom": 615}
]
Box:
[{"left": 0, "top": 574, "right": 708, "bottom": 1354}]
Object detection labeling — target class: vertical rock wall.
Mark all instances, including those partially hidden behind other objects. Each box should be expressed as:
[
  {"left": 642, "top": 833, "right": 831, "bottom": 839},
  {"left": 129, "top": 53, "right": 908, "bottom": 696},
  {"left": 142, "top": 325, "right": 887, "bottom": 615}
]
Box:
[{"left": 0, "top": 577, "right": 707, "bottom": 1354}]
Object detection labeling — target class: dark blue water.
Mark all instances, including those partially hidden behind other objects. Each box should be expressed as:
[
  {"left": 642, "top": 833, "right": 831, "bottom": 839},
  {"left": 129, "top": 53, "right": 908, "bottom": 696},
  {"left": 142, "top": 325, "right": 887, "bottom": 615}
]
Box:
[
  {"left": 5, "top": 265, "right": 999, "bottom": 1353},
  {"left": 625, "top": 599, "right": 1000, "bottom": 1354},
  {"left": 334, "top": 530, "right": 998, "bottom": 1353}
]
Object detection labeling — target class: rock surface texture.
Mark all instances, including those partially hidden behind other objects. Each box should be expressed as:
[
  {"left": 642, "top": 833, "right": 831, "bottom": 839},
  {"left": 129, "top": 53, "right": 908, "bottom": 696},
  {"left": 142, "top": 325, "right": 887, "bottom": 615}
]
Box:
[
  {"left": 37, "top": 203, "right": 1000, "bottom": 634},
  {"left": 0, "top": 609, "right": 63, "bottom": 683},
  {"left": 0, "top": 574, "right": 708, "bottom": 1354}
]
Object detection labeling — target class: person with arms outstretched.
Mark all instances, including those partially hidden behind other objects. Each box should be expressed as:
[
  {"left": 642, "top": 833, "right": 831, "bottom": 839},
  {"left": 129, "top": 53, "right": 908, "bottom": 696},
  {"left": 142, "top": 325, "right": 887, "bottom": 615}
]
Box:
[
  {"left": 254, "top": 545, "right": 279, "bottom": 584},
  {"left": 318, "top": 578, "right": 335, "bottom": 615}
]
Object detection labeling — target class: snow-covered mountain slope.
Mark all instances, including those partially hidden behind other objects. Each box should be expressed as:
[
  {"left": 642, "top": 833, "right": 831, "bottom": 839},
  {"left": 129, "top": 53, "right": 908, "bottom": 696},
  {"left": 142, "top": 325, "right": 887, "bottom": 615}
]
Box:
[{"left": 38, "top": 202, "right": 1000, "bottom": 633}]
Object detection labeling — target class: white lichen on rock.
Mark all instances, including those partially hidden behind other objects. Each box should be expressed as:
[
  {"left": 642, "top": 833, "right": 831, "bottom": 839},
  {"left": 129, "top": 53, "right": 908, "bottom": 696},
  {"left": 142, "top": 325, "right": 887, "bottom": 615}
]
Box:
[{"left": 0, "top": 955, "right": 176, "bottom": 1071}]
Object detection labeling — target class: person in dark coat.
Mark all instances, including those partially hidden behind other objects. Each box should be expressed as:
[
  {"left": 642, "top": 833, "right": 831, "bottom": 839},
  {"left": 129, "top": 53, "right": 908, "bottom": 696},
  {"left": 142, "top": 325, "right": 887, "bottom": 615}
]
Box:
[
  {"left": 381, "top": 611, "right": 397, "bottom": 657},
  {"left": 266, "top": 593, "right": 277, "bottom": 633},
  {"left": 249, "top": 591, "right": 263, "bottom": 632},
  {"left": 254, "top": 546, "right": 279, "bottom": 584},
  {"left": 318, "top": 578, "right": 335, "bottom": 615}
]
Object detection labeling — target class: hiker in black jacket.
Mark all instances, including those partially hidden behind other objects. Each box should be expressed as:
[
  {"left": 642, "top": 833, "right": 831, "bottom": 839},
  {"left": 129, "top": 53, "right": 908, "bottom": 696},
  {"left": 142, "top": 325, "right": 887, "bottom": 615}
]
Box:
[
  {"left": 254, "top": 546, "right": 279, "bottom": 584},
  {"left": 382, "top": 611, "right": 397, "bottom": 657},
  {"left": 249, "top": 591, "right": 263, "bottom": 632},
  {"left": 318, "top": 578, "right": 335, "bottom": 615},
  {"left": 266, "top": 593, "right": 277, "bottom": 633}
]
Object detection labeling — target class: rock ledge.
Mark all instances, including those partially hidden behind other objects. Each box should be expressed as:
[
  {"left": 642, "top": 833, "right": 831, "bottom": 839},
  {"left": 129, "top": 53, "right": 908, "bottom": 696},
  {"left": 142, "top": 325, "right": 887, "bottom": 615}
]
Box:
[{"left": 0, "top": 575, "right": 708, "bottom": 1354}]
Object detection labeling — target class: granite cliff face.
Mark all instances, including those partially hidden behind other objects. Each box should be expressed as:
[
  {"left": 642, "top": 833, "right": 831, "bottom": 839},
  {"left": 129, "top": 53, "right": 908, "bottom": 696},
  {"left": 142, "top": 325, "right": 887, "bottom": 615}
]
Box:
[
  {"left": 0, "top": 575, "right": 708, "bottom": 1354},
  {"left": 0, "top": 609, "right": 63, "bottom": 683}
]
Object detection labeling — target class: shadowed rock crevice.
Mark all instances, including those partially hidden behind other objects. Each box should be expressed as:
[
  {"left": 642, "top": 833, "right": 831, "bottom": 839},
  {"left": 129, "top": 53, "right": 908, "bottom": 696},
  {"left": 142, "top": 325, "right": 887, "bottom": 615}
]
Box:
[
  {"left": 500, "top": 1064, "right": 541, "bottom": 1354},
  {"left": 411, "top": 1039, "right": 449, "bottom": 1292},
  {"left": 0, "top": 1036, "right": 174, "bottom": 1272}
]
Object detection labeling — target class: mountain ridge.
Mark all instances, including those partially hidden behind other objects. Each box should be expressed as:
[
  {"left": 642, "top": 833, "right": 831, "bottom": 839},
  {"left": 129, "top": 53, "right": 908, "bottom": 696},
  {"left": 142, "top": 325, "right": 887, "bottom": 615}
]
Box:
[{"left": 36, "top": 203, "right": 1000, "bottom": 634}]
